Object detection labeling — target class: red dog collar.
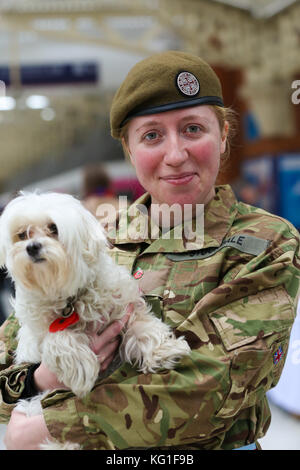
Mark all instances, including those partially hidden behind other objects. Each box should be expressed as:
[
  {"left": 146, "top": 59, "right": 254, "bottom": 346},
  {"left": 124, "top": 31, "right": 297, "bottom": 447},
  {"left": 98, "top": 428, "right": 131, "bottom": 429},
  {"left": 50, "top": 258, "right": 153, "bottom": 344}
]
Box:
[
  {"left": 49, "top": 298, "right": 80, "bottom": 333},
  {"left": 49, "top": 311, "right": 80, "bottom": 333}
]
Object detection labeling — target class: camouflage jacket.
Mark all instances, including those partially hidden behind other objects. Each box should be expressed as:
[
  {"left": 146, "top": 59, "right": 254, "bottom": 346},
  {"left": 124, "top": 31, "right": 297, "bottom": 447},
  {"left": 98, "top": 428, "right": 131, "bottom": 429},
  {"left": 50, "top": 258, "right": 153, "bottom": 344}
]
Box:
[{"left": 0, "top": 185, "right": 299, "bottom": 450}]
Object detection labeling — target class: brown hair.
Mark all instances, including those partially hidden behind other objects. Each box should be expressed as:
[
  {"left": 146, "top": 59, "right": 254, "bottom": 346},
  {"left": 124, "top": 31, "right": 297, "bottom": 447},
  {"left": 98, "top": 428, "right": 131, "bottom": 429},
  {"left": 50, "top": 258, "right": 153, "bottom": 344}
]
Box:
[{"left": 211, "top": 106, "right": 239, "bottom": 165}]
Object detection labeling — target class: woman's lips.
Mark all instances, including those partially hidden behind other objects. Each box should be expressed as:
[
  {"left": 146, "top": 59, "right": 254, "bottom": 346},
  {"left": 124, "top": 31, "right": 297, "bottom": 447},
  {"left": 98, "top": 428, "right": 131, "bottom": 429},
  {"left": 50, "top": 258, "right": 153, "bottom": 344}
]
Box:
[{"left": 160, "top": 173, "right": 196, "bottom": 185}]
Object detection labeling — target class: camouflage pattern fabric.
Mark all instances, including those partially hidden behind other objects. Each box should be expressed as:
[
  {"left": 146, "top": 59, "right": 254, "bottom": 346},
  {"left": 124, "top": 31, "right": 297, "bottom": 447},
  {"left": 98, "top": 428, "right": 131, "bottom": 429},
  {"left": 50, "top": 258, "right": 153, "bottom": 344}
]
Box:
[{"left": 0, "top": 185, "right": 299, "bottom": 450}]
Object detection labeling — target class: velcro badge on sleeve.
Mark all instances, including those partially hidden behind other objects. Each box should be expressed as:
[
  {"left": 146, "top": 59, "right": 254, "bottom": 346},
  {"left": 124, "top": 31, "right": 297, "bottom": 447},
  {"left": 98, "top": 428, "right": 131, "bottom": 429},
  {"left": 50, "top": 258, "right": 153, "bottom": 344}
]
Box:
[
  {"left": 273, "top": 346, "right": 284, "bottom": 365},
  {"left": 166, "top": 234, "right": 270, "bottom": 261}
]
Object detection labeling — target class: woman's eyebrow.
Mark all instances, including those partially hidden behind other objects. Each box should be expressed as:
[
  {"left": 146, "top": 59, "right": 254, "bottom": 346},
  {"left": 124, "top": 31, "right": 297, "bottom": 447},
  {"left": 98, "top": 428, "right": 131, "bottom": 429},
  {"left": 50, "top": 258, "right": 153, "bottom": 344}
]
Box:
[
  {"left": 135, "top": 121, "right": 160, "bottom": 133},
  {"left": 180, "top": 114, "right": 211, "bottom": 124}
]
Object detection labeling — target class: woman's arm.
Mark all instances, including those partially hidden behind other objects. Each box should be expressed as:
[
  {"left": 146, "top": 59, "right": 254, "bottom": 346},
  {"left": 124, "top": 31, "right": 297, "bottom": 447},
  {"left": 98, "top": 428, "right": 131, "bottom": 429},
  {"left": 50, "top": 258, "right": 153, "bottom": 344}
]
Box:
[
  {"left": 0, "top": 314, "right": 20, "bottom": 371},
  {"left": 4, "top": 410, "right": 50, "bottom": 450}
]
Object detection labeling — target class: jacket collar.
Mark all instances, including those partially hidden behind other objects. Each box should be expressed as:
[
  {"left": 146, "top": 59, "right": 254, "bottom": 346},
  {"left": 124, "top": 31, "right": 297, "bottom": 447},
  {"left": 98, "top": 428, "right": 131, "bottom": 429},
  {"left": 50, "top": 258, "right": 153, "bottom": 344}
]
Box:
[{"left": 107, "top": 185, "right": 238, "bottom": 253}]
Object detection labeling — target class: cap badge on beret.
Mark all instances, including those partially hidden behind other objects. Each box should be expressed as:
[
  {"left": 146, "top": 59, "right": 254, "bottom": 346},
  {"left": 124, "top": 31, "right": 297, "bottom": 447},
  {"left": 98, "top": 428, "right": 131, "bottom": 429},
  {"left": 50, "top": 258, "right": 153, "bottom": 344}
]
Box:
[{"left": 176, "top": 71, "right": 200, "bottom": 97}]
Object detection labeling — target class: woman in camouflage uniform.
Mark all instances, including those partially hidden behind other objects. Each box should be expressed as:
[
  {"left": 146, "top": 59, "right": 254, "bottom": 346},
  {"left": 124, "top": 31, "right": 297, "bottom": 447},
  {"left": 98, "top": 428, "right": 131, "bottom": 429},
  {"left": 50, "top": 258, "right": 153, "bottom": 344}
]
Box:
[{"left": 0, "top": 51, "right": 299, "bottom": 450}]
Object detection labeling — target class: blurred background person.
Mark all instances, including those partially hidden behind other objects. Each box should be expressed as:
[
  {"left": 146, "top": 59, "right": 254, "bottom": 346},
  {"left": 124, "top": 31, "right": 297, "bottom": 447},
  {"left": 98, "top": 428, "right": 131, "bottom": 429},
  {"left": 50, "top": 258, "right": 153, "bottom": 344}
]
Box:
[{"left": 81, "top": 163, "right": 120, "bottom": 217}]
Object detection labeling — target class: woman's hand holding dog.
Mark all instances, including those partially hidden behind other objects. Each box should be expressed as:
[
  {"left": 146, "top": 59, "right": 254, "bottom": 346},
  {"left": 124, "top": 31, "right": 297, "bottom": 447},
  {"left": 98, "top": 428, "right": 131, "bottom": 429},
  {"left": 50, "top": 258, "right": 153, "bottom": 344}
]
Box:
[
  {"left": 4, "top": 409, "right": 52, "bottom": 450},
  {"left": 33, "top": 362, "right": 68, "bottom": 392},
  {"left": 89, "top": 304, "right": 133, "bottom": 371},
  {"left": 34, "top": 304, "right": 133, "bottom": 392}
]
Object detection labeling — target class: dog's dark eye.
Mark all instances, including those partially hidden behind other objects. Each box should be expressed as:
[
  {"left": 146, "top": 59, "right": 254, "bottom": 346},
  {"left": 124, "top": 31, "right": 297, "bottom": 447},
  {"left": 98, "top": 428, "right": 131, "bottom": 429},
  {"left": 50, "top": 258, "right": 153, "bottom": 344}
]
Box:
[
  {"left": 18, "top": 231, "right": 27, "bottom": 240},
  {"left": 48, "top": 223, "right": 58, "bottom": 235}
]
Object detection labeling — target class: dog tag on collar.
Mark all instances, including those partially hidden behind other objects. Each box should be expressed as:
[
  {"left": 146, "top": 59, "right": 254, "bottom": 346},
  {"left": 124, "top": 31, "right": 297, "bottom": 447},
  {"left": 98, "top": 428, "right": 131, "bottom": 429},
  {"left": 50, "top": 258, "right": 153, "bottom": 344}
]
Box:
[{"left": 49, "top": 311, "right": 80, "bottom": 333}]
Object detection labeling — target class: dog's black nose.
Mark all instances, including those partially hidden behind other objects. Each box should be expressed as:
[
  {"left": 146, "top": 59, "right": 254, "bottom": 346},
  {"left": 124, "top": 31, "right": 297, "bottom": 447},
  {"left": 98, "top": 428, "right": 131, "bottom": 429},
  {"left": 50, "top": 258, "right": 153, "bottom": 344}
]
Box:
[{"left": 26, "top": 242, "right": 42, "bottom": 258}]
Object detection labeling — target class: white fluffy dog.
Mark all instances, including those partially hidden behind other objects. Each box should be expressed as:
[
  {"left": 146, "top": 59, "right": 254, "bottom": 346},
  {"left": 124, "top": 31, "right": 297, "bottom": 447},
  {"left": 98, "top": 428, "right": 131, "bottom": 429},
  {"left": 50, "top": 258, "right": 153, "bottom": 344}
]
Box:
[{"left": 0, "top": 191, "right": 190, "bottom": 449}]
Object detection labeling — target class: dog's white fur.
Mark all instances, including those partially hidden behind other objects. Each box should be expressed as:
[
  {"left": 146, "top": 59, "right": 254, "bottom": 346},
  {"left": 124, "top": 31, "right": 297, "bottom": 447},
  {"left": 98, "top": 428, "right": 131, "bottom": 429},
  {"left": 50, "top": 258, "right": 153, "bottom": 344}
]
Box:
[{"left": 0, "top": 191, "right": 190, "bottom": 450}]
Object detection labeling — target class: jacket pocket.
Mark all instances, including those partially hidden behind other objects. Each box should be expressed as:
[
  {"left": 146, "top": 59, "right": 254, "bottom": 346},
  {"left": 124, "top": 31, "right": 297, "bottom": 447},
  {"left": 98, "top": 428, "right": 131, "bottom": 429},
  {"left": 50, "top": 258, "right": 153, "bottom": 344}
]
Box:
[
  {"left": 209, "top": 286, "right": 294, "bottom": 351},
  {"left": 215, "top": 338, "right": 290, "bottom": 418},
  {"left": 208, "top": 286, "right": 295, "bottom": 418}
]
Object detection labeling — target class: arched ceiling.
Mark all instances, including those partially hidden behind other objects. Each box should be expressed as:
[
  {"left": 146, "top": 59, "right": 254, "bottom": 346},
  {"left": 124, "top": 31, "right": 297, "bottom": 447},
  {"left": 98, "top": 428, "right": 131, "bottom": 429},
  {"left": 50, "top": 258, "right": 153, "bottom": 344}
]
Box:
[{"left": 0, "top": 0, "right": 299, "bottom": 65}]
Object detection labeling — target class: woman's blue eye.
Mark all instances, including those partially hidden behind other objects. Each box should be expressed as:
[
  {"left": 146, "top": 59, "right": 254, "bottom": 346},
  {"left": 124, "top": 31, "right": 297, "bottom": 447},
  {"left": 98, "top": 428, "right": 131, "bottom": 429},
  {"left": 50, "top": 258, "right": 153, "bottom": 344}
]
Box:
[
  {"left": 144, "top": 132, "right": 158, "bottom": 141},
  {"left": 186, "top": 125, "right": 200, "bottom": 133}
]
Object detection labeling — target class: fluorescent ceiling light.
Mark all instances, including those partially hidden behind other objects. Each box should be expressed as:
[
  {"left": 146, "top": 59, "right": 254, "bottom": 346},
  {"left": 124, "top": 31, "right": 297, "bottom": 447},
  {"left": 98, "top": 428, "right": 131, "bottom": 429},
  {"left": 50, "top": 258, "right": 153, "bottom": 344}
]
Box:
[
  {"left": 26, "top": 95, "right": 49, "bottom": 109},
  {"left": 0, "top": 97, "right": 16, "bottom": 111}
]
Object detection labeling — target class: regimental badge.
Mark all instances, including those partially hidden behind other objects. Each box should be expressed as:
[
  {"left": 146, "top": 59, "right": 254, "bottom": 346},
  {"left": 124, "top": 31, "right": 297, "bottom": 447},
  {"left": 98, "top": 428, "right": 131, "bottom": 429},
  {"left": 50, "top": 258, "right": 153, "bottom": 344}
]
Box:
[
  {"left": 176, "top": 71, "right": 200, "bottom": 96},
  {"left": 273, "top": 346, "right": 284, "bottom": 365}
]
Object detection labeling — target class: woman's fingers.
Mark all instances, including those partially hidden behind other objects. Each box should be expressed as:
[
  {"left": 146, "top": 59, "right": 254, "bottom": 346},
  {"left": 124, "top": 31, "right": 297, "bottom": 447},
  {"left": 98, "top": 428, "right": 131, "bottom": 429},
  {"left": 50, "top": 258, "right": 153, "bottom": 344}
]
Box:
[
  {"left": 97, "top": 338, "right": 120, "bottom": 366},
  {"left": 92, "top": 317, "right": 126, "bottom": 352},
  {"left": 101, "top": 351, "right": 118, "bottom": 371},
  {"left": 90, "top": 304, "right": 133, "bottom": 356}
]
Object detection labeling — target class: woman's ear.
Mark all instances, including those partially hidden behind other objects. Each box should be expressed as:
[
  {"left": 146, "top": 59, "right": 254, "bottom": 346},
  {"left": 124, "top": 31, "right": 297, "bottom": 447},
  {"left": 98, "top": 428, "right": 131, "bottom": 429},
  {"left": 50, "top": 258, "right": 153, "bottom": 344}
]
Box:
[{"left": 220, "top": 120, "right": 229, "bottom": 155}]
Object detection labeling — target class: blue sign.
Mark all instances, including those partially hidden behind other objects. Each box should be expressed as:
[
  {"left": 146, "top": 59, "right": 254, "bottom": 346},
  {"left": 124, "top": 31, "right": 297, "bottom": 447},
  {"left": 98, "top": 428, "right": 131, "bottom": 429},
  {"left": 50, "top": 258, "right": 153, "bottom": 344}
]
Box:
[
  {"left": 0, "top": 62, "right": 98, "bottom": 87},
  {"left": 240, "top": 156, "right": 277, "bottom": 214},
  {"left": 278, "top": 154, "right": 300, "bottom": 229}
]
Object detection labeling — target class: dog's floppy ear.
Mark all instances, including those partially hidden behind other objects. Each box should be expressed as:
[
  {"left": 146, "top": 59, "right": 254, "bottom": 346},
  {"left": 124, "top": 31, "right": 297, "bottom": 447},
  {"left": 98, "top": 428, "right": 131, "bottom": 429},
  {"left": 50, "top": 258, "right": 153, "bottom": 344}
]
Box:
[
  {"left": 77, "top": 203, "right": 109, "bottom": 261},
  {"left": 87, "top": 216, "right": 108, "bottom": 258}
]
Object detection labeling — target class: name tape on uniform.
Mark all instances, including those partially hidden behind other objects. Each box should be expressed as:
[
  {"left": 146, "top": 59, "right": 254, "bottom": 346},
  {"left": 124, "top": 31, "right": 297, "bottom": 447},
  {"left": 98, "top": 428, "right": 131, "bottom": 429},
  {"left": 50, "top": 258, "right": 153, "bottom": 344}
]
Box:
[{"left": 166, "top": 234, "right": 270, "bottom": 261}]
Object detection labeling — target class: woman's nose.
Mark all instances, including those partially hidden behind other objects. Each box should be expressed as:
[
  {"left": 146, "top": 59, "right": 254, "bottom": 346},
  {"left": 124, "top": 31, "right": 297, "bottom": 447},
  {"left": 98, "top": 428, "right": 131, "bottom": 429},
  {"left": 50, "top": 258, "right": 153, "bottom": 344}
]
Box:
[{"left": 163, "top": 135, "right": 188, "bottom": 166}]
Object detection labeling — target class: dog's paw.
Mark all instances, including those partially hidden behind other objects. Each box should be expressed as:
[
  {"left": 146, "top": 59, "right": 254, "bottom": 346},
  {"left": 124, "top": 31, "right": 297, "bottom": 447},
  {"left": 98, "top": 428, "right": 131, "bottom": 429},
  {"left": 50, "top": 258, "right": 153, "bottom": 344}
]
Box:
[
  {"left": 138, "top": 335, "right": 191, "bottom": 373},
  {"left": 68, "top": 376, "right": 97, "bottom": 399},
  {"left": 122, "top": 320, "right": 191, "bottom": 374}
]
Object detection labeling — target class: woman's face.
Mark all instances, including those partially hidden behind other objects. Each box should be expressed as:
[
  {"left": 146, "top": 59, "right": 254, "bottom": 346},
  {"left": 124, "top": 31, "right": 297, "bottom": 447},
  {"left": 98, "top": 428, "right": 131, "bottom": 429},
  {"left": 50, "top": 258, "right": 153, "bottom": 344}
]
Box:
[{"left": 126, "top": 105, "right": 228, "bottom": 207}]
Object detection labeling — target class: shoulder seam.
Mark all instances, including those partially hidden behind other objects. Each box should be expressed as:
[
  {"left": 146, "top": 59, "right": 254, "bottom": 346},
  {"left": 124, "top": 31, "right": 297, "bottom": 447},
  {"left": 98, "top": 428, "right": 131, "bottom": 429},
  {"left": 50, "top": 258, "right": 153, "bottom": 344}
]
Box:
[{"left": 236, "top": 202, "right": 299, "bottom": 240}]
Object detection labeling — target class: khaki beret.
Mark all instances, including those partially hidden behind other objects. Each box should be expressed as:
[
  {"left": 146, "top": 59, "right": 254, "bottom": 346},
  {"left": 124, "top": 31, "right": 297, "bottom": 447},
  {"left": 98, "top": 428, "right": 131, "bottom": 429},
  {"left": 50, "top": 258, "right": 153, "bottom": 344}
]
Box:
[{"left": 110, "top": 50, "right": 224, "bottom": 139}]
